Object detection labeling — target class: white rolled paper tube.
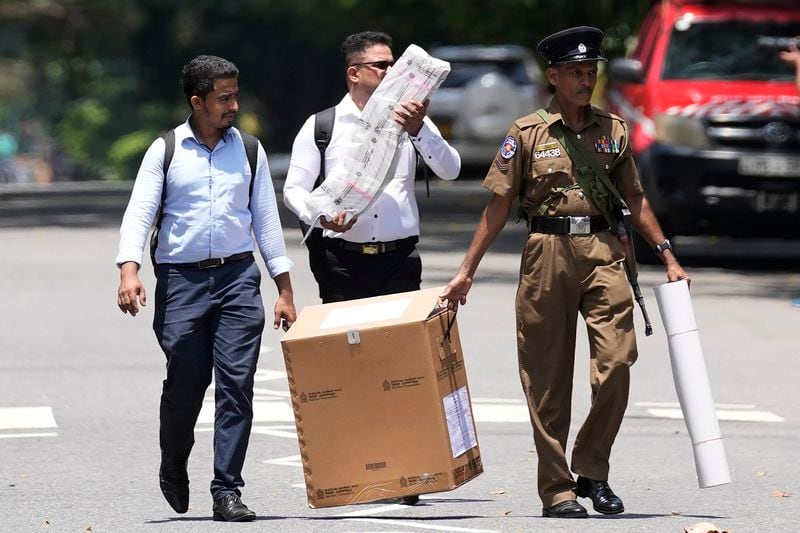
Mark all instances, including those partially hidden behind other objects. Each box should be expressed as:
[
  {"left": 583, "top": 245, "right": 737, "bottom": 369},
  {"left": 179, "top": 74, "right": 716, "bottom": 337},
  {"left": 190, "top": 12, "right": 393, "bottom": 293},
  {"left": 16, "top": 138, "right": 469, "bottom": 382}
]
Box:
[{"left": 654, "top": 280, "right": 731, "bottom": 488}]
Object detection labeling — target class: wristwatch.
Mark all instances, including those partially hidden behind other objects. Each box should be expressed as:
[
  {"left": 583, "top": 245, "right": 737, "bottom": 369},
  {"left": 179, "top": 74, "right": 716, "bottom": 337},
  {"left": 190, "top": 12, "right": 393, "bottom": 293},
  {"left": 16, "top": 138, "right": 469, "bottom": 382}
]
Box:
[{"left": 653, "top": 239, "right": 672, "bottom": 255}]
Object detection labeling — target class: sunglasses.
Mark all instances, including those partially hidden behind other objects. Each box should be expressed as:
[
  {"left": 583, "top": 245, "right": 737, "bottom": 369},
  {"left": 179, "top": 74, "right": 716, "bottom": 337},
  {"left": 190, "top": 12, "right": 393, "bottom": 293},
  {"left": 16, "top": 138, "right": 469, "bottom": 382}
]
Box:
[{"left": 351, "top": 60, "right": 395, "bottom": 71}]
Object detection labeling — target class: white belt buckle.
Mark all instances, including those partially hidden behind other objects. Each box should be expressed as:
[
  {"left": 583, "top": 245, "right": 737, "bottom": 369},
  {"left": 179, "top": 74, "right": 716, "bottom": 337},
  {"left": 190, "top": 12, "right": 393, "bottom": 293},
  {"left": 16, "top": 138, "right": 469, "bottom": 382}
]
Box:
[{"left": 569, "top": 216, "right": 591, "bottom": 235}]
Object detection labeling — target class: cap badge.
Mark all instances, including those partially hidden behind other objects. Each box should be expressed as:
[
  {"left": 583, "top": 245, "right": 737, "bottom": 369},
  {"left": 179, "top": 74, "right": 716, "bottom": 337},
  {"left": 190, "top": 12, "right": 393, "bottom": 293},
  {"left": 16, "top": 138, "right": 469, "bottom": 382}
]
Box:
[{"left": 578, "top": 43, "right": 587, "bottom": 53}]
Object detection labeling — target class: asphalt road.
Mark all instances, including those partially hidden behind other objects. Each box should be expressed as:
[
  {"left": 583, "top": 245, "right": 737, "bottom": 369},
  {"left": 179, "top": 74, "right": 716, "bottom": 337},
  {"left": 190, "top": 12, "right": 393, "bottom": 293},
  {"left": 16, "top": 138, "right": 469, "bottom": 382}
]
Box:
[{"left": 1, "top": 178, "right": 798, "bottom": 532}]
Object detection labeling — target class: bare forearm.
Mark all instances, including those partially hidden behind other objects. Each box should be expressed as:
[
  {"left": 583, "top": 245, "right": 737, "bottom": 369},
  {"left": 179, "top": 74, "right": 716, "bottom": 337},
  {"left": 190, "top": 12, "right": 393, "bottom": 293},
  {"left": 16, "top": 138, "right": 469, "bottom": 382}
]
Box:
[
  {"left": 273, "top": 271, "right": 293, "bottom": 296},
  {"left": 626, "top": 192, "right": 683, "bottom": 272}
]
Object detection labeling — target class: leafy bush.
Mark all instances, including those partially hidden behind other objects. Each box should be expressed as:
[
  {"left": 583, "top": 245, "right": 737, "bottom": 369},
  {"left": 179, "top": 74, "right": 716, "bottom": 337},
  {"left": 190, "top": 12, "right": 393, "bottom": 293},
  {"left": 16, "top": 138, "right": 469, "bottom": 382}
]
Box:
[{"left": 107, "top": 129, "right": 156, "bottom": 181}]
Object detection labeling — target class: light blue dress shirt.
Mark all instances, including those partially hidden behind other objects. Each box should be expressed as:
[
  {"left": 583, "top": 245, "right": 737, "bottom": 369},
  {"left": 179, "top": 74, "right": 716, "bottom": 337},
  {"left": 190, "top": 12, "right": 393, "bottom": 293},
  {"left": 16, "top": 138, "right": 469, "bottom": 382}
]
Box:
[{"left": 116, "top": 119, "right": 292, "bottom": 278}]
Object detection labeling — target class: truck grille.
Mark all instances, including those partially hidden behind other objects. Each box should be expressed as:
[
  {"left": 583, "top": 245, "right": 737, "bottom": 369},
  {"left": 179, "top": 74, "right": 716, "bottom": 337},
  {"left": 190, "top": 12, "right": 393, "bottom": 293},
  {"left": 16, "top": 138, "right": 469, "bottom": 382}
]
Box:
[{"left": 706, "top": 115, "right": 800, "bottom": 151}]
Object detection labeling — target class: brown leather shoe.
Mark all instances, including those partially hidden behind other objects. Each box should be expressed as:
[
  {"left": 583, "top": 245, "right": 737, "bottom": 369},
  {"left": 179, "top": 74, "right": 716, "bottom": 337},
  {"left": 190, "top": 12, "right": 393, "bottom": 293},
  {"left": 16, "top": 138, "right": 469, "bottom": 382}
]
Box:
[
  {"left": 212, "top": 494, "right": 256, "bottom": 522},
  {"left": 159, "top": 456, "right": 189, "bottom": 514},
  {"left": 542, "top": 499, "right": 588, "bottom": 518}
]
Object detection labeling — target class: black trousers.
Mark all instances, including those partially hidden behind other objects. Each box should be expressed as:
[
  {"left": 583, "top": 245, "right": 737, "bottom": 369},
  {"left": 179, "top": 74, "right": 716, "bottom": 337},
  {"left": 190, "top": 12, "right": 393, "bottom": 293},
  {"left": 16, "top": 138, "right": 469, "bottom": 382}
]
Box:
[{"left": 318, "top": 239, "right": 422, "bottom": 303}]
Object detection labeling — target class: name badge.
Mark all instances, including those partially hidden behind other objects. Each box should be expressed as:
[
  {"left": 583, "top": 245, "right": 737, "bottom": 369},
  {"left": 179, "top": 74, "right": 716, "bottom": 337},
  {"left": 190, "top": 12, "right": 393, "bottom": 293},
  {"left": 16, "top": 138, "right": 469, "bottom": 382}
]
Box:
[{"left": 534, "top": 142, "right": 561, "bottom": 159}]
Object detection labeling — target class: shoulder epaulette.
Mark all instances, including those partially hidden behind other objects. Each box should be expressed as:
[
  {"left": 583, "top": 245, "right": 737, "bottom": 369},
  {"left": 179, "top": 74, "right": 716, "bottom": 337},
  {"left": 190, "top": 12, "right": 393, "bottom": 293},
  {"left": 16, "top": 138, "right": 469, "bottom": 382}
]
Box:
[
  {"left": 516, "top": 111, "right": 548, "bottom": 130},
  {"left": 593, "top": 106, "right": 625, "bottom": 124}
]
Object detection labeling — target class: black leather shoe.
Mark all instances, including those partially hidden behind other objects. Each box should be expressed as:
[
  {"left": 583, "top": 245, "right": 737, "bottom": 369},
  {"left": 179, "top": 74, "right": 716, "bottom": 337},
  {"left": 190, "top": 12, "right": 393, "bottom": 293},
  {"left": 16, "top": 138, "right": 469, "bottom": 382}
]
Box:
[
  {"left": 400, "top": 495, "right": 420, "bottom": 505},
  {"left": 159, "top": 456, "right": 189, "bottom": 514},
  {"left": 576, "top": 476, "right": 624, "bottom": 515},
  {"left": 542, "top": 499, "right": 588, "bottom": 518},
  {"left": 212, "top": 494, "right": 256, "bottom": 522}
]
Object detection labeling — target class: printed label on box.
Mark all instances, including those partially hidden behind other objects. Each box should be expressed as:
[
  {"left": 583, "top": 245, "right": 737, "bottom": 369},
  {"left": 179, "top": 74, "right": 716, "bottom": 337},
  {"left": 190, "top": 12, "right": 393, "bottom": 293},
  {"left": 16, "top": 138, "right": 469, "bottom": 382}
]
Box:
[
  {"left": 442, "top": 386, "right": 478, "bottom": 458},
  {"left": 300, "top": 388, "right": 343, "bottom": 402},
  {"left": 382, "top": 376, "right": 424, "bottom": 391}
]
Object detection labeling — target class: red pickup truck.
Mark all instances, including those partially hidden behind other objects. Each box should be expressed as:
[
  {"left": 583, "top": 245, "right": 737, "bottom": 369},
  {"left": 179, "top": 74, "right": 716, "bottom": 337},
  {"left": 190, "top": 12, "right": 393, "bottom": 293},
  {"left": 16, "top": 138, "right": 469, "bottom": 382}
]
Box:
[{"left": 606, "top": 0, "right": 800, "bottom": 242}]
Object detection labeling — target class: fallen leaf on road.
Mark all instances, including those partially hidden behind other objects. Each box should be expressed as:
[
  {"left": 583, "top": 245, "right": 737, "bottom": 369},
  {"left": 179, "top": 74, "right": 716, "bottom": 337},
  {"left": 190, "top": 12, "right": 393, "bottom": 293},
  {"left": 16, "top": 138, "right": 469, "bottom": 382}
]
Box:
[
  {"left": 499, "top": 510, "right": 511, "bottom": 516},
  {"left": 671, "top": 511, "right": 683, "bottom": 516},
  {"left": 86, "top": 527, "right": 93, "bottom": 532},
  {"left": 684, "top": 522, "right": 730, "bottom": 533},
  {"left": 489, "top": 489, "right": 506, "bottom": 495},
  {"left": 772, "top": 490, "right": 792, "bottom": 498},
  {"left": 755, "top": 471, "right": 767, "bottom": 477}
]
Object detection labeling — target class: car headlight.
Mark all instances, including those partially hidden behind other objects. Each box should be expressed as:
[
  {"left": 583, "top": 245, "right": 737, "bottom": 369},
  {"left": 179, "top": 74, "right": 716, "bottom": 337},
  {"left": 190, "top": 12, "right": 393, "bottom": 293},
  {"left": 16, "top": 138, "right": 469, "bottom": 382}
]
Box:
[{"left": 654, "top": 113, "right": 710, "bottom": 149}]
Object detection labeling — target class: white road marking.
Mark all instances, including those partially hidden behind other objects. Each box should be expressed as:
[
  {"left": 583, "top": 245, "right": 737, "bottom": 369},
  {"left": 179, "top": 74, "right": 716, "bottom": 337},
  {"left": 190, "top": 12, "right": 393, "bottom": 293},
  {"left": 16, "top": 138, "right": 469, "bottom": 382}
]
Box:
[
  {"left": 472, "top": 403, "right": 530, "bottom": 423},
  {"left": 634, "top": 401, "right": 784, "bottom": 423},
  {"left": 636, "top": 401, "right": 756, "bottom": 410},
  {"left": 254, "top": 369, "right": 287, "bottom": 382},
  {"left": 335, "top": 503, "right": 415, "bottom": 517},
  {"left": 471, "top": 398, "right": 524, "bottom": 404},
  {"left": 264, "top": 454, "right": 303, "bottom": 467},
  {"left": 345, "top": 518, "right": 499, "bottom": 533},
  {"left": 259, "top": 345, "right": 275, "bottom": 355},
  {"left": 251, "top": 427, "right": 299, "bottom": 439},
  {"left": 0, "top": 407, "right": 57, "bottom": 430},
  {"left": 647, "top": 407, "right": 784, "bottom": 423},
  {"left": 0, "top": 432, "right": 58, "bottom": 439},
  {"left": 197, "top": 399, "right": 294, "bottom": 424},
  {"left": 253, "top": 387, "right": 291, "bottom": 398}
]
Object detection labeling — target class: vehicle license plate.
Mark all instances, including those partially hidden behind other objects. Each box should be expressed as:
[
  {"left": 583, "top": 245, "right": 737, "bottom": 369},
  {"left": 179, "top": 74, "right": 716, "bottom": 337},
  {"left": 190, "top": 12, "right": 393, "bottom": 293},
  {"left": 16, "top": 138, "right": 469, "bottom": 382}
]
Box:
[
  {"left": 738, "top": 156, "right": 800, "bottom": 177},
  {"left": 754, "top": 191, "right": 799, "bottom": 213}
]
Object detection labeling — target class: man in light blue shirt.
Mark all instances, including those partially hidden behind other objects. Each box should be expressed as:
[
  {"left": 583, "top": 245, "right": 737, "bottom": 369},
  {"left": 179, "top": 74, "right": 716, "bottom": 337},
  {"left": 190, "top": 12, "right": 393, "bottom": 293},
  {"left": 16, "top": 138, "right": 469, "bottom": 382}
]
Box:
[{"left": 116, "top": 55, "right": 295, "bottom": 522}]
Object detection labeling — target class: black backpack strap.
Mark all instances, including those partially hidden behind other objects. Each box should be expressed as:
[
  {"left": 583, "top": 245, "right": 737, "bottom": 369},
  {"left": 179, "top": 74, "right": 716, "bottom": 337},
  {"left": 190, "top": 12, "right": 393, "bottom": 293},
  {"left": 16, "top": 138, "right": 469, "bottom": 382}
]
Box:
[
  {"left": 413, "top": 146, "right": 430, "bottom": 198},
  {"left": 313, "top": 106, "right": 336, "bottom": 188},
  {"left": 157, "top": 130, "right": 175, "bottom": 230},
  {"left": 151, "top": 129, "right": 175, "bottom": 268},
  {"left": 301, "top": 106, "right": 336, "bottom": 293},
  {"left": 240, "top": 131, "right": 259, "bottom": 208}
]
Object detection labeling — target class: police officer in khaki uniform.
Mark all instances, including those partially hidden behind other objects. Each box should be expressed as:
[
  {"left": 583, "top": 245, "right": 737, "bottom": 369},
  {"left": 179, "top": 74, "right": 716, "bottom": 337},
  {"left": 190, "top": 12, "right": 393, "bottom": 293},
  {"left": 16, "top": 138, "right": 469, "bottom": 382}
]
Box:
[{"left": 441, "top": 27, "right": 689, "bottom": 519}]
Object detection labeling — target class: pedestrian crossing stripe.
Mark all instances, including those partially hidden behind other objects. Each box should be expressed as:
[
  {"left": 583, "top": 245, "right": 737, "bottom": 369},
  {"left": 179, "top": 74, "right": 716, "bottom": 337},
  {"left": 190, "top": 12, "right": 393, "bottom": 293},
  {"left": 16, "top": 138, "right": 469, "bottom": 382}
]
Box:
[{"left": 0, "top": 407, "right": 58, "bottom": 439}]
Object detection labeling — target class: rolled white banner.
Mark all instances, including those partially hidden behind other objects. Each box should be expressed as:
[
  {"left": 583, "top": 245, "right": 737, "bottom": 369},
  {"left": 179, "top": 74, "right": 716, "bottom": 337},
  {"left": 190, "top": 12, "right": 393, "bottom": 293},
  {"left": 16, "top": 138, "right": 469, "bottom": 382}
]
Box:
[{"left": 653, "top": 280, "right": 731, "bottom": 488}]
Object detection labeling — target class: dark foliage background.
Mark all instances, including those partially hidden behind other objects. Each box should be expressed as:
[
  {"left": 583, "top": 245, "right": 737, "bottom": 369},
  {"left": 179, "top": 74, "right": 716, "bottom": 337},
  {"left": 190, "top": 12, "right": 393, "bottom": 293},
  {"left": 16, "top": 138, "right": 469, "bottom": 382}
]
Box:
[{"left": 0, "top": 0, "right": 651, "bottom": 180}]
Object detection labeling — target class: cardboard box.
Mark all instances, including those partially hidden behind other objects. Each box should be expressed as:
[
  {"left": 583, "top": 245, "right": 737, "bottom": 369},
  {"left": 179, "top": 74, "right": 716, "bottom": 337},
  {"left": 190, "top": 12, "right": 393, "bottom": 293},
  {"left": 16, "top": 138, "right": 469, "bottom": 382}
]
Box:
[{"left": 280, "top": 287, "right": 482, "bottom": 508}]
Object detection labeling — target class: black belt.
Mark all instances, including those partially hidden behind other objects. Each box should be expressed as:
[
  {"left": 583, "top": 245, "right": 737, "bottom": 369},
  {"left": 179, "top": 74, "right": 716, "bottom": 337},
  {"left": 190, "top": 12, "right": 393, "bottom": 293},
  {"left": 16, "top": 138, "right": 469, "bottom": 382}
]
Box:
[
  {"left": 529, "top": 215, "right": 610, "bottom": 235},
  {"left": 177, "top": 251, "right": 252, "bottom": 269},
  {"left": 325, "top": 236, "right": 418, "bottom": 255}
]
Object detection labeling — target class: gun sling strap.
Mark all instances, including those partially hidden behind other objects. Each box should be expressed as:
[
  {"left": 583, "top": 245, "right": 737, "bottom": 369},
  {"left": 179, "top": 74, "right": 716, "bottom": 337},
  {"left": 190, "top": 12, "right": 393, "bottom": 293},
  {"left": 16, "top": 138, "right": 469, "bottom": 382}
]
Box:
[{"left": 534, "top": 109, "right": 653, "bottom": 335}]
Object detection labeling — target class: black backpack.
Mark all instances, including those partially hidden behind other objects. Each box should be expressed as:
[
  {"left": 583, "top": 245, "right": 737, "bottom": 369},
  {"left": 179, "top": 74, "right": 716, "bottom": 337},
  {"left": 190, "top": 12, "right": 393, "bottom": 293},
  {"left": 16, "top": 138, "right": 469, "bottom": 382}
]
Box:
[{"left": 150, "top": 129, "right": 259, "bottom": 267}]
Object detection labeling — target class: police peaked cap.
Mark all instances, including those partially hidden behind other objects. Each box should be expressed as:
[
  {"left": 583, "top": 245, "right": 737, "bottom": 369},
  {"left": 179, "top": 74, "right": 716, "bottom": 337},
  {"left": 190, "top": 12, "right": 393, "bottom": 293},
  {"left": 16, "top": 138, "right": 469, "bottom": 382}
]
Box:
[{"left": 537, "top": 26, "right": 607, "bottom": 65}]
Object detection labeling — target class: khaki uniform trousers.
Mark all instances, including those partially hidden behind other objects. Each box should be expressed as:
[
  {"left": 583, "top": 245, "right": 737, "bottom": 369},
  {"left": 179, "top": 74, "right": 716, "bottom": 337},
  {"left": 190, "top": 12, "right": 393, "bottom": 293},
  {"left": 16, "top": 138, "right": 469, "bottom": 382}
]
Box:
[{"left": 515, "top": 230, "right": 638, "bottom": 507}]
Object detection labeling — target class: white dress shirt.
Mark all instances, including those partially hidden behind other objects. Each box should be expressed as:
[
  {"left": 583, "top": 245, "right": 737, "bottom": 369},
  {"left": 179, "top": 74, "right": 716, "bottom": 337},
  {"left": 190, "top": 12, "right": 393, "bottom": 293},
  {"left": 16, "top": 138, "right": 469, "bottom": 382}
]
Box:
[
  {"left": 116, "top": 119, "right": 293, "bottom": 278},
  {"left": 283, "top": 94, "right": 460, "bottom": 243}
]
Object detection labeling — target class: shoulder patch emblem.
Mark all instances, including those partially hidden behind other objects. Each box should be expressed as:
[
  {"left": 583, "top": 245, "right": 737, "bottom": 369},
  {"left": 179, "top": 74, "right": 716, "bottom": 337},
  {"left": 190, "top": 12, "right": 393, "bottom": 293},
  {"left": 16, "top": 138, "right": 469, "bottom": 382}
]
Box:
[{"left": 500, "top": 136, "right": 517, "bottom": 159}]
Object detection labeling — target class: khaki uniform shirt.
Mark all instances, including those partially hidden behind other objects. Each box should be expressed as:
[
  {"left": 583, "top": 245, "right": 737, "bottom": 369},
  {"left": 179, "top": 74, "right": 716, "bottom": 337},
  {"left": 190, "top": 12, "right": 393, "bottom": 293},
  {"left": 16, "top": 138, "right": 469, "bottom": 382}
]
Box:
[{"left": 483, "top": 97, "right": 643, "bottom": 217}]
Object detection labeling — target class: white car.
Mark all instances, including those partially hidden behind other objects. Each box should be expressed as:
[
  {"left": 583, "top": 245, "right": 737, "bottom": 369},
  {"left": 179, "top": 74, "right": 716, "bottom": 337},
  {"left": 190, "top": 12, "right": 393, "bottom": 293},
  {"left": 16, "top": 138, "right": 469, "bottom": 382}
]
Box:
[{"left": 428, "top": 45, "right": 549, "bottom": 170}]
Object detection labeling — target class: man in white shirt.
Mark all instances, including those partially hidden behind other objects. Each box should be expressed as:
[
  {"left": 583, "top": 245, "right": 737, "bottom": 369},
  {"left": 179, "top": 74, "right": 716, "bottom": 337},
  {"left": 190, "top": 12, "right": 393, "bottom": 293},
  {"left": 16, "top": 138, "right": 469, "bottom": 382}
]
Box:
[
  {"left": 284, "top": 31, "right": 461, "bottom": 303},
  {"left": 116, "top": 55, "right": 295, "bottom": 522}
]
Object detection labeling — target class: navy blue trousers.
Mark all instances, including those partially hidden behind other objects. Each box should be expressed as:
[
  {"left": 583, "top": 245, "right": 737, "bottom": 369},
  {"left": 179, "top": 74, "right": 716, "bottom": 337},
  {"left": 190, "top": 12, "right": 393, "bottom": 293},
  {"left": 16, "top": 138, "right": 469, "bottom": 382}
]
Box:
[{"left": 153, "top": 255, "right": 264, "bottom": 498}]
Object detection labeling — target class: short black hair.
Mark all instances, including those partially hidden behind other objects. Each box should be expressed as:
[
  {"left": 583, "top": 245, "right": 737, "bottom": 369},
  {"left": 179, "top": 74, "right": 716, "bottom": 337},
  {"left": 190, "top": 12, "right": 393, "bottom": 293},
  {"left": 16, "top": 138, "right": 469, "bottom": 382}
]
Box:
[
  {"left": 341, "top": 31, "right": 392, "bottom": 66},
  {"left": 180, "top": 55, "right": 239, "bottom": 104}
]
